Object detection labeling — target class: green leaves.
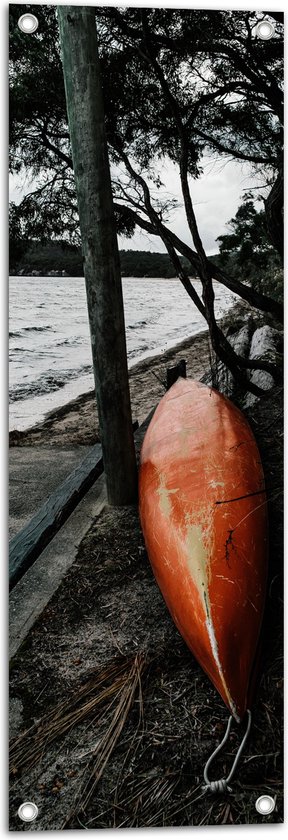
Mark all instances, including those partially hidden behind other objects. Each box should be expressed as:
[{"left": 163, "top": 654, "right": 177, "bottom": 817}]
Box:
[
  {"left": 9, "top": 7, "right": 283, "bottom": 250},
  {"left": 217, "top": 200, "right": 282, "bottom": 302}
]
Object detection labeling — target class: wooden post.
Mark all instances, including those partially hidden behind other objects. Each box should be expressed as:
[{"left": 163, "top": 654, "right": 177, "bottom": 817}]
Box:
[
  {"left": 166, "top": 359, "right": 187, "bottom": 390},
  {"left": 57, "top": 6, "right": 137, "bottom": 504}
]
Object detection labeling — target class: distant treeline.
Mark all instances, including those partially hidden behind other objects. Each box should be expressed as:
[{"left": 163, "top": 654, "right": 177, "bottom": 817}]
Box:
[{"left": 10, "top": 240, "right": 206, "bottom": 278}]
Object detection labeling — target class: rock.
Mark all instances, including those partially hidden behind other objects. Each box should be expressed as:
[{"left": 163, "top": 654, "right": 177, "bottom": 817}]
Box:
[
  {"left": 201, "top": 319, "right": 282, "bottom": 406},
  {"left": 202, "top": 322, "right": 251, "bottom": 397},
  {"left": 244, "top": 325, "right": 281, "bottom": 408},
  {"left": 218, "top": 323, "right": 251, "bottom": 396}
]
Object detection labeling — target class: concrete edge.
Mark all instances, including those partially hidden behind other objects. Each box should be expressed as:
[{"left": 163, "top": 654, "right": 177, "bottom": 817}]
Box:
[{"left": 9, "top": 473, "right": 107, "bottom": 661}]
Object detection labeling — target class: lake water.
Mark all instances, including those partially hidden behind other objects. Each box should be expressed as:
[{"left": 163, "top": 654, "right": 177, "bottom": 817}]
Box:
[{"left": 9, "top": 276, "right": 237, "bottom": 431}]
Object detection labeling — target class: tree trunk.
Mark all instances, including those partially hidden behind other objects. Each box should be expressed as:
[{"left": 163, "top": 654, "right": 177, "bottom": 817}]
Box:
[
  {"left": 57, "top": 6, "right": 137, "bottom": 504},
  {"left": 265, "top": 165, "right": 284, "bottom": 262}
]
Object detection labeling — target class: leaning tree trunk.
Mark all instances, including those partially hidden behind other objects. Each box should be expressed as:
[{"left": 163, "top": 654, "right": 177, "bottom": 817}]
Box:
[{"left": 57, "top": 6, "right": 137, "bottom": 505}]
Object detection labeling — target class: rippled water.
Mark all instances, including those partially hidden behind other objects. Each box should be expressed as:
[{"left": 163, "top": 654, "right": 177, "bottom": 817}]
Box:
[{"left": 9, "top": 276, "right": 237, "bottom": 430}]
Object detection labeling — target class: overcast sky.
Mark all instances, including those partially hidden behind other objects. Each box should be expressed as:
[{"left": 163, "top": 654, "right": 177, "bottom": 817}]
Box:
[
  {"left": 117, "top": 156, "right": 265, "bottom": 256},
  {"left": 10, "top": 153, "right": 265, "bottom": 257}
]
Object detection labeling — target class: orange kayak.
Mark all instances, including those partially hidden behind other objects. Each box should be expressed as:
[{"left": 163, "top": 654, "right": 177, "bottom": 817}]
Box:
[{"left": 139, "top": 378, "right": 268, "bottom": 721}]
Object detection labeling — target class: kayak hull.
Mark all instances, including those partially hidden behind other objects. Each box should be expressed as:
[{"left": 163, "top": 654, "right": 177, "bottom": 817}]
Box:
[{"left": 139, "top": 379, "right": 268, "bottom": 721}]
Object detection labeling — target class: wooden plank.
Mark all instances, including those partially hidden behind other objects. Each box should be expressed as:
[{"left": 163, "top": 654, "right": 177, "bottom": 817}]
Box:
[
  {"left": 9, "top": 473, "right": 107, "bottom": 659},
  {"left": 9, "top": 474, "right": 108, "bottom": 660},
  {"left": 9, "top": 419, "right": 139, "bottom": 591},
  {"left": 9, "top": 444, "right": 102, "bottom": 590}
]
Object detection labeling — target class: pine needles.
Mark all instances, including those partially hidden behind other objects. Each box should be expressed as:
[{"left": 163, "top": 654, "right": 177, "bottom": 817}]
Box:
[
  {"left": 63, "top": 653, "right": 145, "bottom": 825},
  {"left": 10, "top": 654, "right": 146, "bottom": 784}
]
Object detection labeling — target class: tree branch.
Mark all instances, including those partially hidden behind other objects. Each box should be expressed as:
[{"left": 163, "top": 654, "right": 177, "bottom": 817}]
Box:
[
  {"left": 194, "top": 129, "right": 273, "bottom": 165},
  {"left": 114, "top": 198, "right": 282, "bottom": 324},
  {"left": 40, "top": 130, "right": 73, "bottom": 168}
]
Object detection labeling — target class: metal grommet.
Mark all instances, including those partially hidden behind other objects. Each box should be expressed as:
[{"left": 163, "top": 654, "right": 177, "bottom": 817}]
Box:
[
  {"left": 255, "top": 20, "right": 275, "bottom": 40},
  {"left": 17, "top": 801, "right": 39, "bottom": 822},
  {"left": 18, "top": 13, "right": 39, "bottom": 34},
  {"left": 255, "top": 795, "right": 275, "bottom": 816}
]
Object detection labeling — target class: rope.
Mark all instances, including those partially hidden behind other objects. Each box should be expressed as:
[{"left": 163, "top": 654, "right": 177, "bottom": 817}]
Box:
[{"left": 202, "top": 709, "right": 252, "bottom": 794}]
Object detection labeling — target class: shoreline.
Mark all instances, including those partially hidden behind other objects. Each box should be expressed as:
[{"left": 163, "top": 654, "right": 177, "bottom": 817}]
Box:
[
  {"left": 9, "top": 303, "right": 245, "bottom": 447},
  {"left": 9, "top": 326, "right": 212, "bottom": 447},
  {"left": 9, "top": 275, "right": 238, "bottom": 438}
]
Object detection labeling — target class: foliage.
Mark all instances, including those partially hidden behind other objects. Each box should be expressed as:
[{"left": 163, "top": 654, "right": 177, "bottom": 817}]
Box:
[
  {"left": 100, "top": 7, "right": 283, "bottom": 167},
  {"left": 9, "top": 6, "right": 283, "bottom": 385},
  {"left": 9, "top": 239, "right": 192, "bottom": 279},
  {"left": 9, "top": 203, "right": 27, "bottom": 265},
  {"left": 217, "top": 200, "right": 282, "bottom": 302},
  {"left": 9, "top": 6, "right": 283, "bottom": 245}
]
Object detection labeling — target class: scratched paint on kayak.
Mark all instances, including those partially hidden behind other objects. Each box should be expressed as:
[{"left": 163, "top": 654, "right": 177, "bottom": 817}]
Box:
[{"left": 139, "top": 378, "right": 268, "bottom": 721}]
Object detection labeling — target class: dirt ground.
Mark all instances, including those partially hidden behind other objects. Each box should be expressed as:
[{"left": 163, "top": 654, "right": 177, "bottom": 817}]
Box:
[{"left": 9, "top": 309, "right": 283, "bottom": 830}]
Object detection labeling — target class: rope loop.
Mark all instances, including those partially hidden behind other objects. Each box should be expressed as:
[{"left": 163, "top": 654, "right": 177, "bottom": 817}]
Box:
[
  {"left": 202, "top": 779, "right": 232, "bottom": 794},
  {"left": 202, "top": 709, "right": 252, "bottom": 795}
]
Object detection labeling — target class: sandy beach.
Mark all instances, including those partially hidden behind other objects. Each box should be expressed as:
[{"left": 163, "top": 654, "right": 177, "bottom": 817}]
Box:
[
  {"left": 10, "top": 303, "right": 249, "bottom": 447},
  {"left": 9, "top": 327, "right": 213, "bottom": 446}
]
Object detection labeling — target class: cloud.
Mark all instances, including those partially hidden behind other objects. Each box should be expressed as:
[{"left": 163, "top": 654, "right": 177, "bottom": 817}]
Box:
[
  {"left": 10, "top": 154, "right": 265, "bottom": 258},
  {"left": 118, "top": 156, "right": 265, "bottom": 255}
]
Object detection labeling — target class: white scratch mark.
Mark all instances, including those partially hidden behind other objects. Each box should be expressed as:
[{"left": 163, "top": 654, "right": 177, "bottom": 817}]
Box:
[
  {"left": 215, "top": 575, "right": 236, "bottom": 585},
  {"left": 205, "top": 613, "right": 240, "bottom": 722},
  {"left": 209, "top": 479, "right": 225, "bottom": 489},
  {"left": 246, "top": 598, "right": 259, "bottom": 614},
  {"left": 156, "top": 475, "right": 179, "bottom": 518}
]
